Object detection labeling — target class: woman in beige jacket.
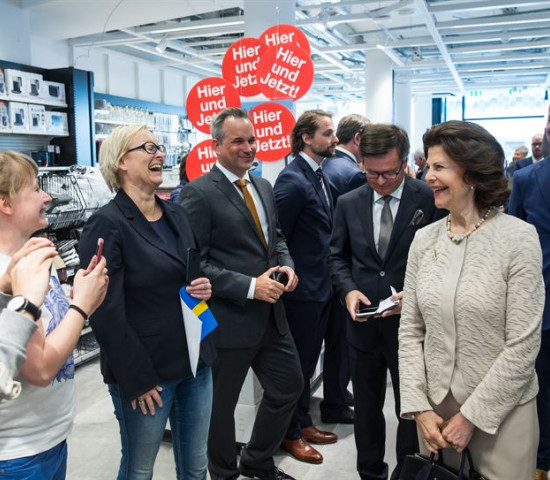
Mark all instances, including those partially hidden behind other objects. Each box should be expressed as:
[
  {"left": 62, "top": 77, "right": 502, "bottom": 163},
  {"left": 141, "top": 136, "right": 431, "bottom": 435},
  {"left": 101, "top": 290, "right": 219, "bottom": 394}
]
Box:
[{"left": 399, "top": 121, "right": 544, "bottom": 479}]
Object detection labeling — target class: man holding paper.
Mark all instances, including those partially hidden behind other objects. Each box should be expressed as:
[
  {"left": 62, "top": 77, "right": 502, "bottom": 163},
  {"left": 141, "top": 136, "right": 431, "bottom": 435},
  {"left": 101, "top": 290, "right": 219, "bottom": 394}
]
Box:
[
  {"left": 180, "top": 107, "right": 302, "bottom": 480},
  {"left": 329, "top": 123, "right": 441, "bottom": 480}
]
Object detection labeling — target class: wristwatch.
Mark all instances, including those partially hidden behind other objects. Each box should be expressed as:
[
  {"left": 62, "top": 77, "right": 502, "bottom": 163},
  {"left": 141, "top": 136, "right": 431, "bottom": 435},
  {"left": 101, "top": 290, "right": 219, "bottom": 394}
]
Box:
[{"left": 6, "top": 295, "right": 42, "bottom": 321}]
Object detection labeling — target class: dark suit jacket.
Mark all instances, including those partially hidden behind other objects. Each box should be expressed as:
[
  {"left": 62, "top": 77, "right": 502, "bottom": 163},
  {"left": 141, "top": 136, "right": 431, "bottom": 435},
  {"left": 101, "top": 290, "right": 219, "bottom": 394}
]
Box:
[
  {"left": 274, "top": 154, "right": 333, "bottom": 303},
  {"left": 329, "top": 176, "right": 440, "bottom": 349},
  {"left": 180, "top": 165, "right": 293, "bottom": 349},
  {"left": 79, "top": 189, "right": 215, "bottom": 400},
  {"left": 508, "top": 157, "right": 550, "bottom": 329},
  {"left": 322, "top": 148, "right": 366, "bottom": 202},
  {"left": 509, "top": 156, "right": 534, "bottom": 177}
]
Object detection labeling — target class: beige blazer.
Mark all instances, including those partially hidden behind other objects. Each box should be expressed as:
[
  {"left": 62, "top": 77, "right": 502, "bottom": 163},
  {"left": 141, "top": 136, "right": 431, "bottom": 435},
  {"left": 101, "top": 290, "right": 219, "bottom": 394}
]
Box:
[{"left": 399, "top": 212, "right": 544, "bottom": 434}]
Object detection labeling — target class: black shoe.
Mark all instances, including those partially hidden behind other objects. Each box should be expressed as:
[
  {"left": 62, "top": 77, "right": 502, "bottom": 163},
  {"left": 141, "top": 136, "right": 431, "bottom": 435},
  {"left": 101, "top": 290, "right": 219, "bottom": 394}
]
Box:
[
  {"left": 321, "top": 407, "right": 354, "bottom": 424},
  {"left": 239, "top": 463, "right": 296, "bottom": 480},
  {"left": 344, "top": 390, "right": 355, "bottom": 406}
]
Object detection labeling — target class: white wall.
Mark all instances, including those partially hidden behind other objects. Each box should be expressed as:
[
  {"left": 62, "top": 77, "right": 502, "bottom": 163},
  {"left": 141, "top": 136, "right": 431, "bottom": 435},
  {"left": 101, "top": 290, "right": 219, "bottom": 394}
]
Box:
[
  {"left": 0, "top": 1, "right": 31, "bottom": 64},
  {"left": 30, "top": 35, "right": 70, "bottom": 69},
  {"left": 411, "top": 95, "right": 432, "bottom": 154}
]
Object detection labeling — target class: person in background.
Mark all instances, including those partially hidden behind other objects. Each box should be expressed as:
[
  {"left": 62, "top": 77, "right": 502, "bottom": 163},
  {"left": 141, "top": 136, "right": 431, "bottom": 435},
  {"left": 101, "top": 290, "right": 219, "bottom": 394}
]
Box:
[
  {"left": 0, "top": 150, "right": 109, "bottom": 479},
  {"left": 79, "top": 125, "right": 216, "bottom": 480},
  {"left": 320, "top": 114, "right": 372, "bottom": 427},
  {"left": 181, "top": 107, "right": 301, "bottom": 480},
  {"left": 509, "top": 104, "right": 550, "bottom": 480},
  {"left": 400, "top": 121, "right": 543, "bottom": 479},
  {"left": 274, "top": 110, "right": 341, "bottom": 465},
  {"left": 330, "top": 124, "right": 436, "bottom": 480},
  {"left": 413, "top": 149, "right": 428, "bottom": 180},
  {"left": 506, "top": 144, "right": 529, "bottom": 178},
  {"left": 510, "top": 133, "right": 545, "bottom": 177},
  {"left": 170, "top": 152, "right": 189, "bottom": 203}
]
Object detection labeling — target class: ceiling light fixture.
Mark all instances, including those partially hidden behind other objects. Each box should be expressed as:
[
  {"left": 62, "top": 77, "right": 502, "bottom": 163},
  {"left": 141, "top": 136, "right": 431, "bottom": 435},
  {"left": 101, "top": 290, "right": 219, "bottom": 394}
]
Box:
[{"left": 155, "top": 36, "right": 169, "bottom": 54}]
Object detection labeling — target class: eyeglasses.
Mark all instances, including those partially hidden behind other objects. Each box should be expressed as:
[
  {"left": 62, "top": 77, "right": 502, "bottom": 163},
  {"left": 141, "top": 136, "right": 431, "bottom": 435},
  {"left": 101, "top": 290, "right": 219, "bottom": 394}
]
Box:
[
  {"left": 532, "top": 142, "right": 542, "bottom": 146},
  {"left": 364, "top": 162, "right": 404, "bottom": 180},
  {"left": 126, "top": 142, "right": 166, "bottom": 155}
]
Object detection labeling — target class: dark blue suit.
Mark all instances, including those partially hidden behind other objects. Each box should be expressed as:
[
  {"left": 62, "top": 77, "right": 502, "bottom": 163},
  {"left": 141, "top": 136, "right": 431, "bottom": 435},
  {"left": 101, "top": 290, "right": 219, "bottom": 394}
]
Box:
[
  {"left": 274, "top": 154, "right": 333, "bottom": 439},
  {"left": 322, "top": 148, "right": 367, "bottom": 417},
  {"left": 509, "top": 157, "right": 550, "bottom": 471},
  {"left": 508, "top": 155, "right": 534, "bottom": 177},
  {"left": 323, "top": 147, "right": 366, "bottom": 202}
]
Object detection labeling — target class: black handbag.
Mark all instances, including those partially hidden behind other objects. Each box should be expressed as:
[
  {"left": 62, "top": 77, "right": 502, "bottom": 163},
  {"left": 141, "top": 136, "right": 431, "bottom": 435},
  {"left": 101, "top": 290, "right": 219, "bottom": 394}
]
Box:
[{"left": 400, "top": 448, "right": 486, "bottom": 480}]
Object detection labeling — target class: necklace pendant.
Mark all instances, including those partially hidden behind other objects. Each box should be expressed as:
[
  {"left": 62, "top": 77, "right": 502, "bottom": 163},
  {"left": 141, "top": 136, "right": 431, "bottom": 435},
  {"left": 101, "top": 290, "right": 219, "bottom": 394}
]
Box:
[{"left": 450, "top": 234, "right": 464, "bottom": 244}]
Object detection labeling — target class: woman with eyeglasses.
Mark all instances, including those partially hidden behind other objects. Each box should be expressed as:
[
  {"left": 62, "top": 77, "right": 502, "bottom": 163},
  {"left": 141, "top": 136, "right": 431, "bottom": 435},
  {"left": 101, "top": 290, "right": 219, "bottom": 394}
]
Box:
[{"left": 79, "top": 125, "right": 216, "bottom": 480}]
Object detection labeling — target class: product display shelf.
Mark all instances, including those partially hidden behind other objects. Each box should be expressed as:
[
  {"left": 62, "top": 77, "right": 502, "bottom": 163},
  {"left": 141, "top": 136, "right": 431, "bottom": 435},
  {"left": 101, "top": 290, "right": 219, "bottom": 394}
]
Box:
[
  {"left": 0, "top": 94, "right": 67, "bottom": 108},
  {"left": 0, "top": 129, "right": 68, "bottom": 136}
]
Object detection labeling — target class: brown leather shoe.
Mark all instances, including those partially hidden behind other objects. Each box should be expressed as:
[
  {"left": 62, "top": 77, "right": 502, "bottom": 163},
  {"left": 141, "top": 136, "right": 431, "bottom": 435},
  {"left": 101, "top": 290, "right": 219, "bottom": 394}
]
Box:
[
  {"left": 280, "top": 438, "right": 323, "bottom": 464},
  {"left": 535, "top": 469, "right": 548, "bottom": 480},
  {"left": 300, "top": 425, "right": 338, "bottom": 445}
]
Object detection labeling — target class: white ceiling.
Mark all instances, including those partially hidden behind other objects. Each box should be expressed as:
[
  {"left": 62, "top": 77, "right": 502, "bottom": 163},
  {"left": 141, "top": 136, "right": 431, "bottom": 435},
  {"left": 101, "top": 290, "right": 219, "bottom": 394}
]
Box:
[{"left": 15, "top": 0, "right": 550, "bottom": 100}]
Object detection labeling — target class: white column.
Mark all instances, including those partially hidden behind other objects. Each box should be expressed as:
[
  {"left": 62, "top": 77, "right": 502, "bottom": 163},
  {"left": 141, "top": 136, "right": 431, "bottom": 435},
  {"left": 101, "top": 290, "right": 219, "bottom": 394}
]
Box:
[
  {"left": 243, "top": 0, "right": 295, "bottom": 185},
  {"left": 364, "top": 50, "right": 394, "bottom": 124},
  {"left": 412, "top": 94, "right": 432, "bottom": 153},
  {"left": 394, "top": 79, "right": 411, "bottom": 134}
]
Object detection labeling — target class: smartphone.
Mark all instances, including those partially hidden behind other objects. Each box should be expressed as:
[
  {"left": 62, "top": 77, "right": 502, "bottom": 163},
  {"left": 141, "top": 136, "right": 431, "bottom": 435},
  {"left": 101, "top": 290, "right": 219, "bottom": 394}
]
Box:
[
  {"left": 271, "top": 271, "right": 289, "bottom": 285},
  {"left": 96, "top": 238, "right": 104, "bottom": 259},
  {"left": 356, "top": 305, "right": 378, "bottom": 318},
  {"left": 186, "top": 248, "right": 201, "bottom": 284}
]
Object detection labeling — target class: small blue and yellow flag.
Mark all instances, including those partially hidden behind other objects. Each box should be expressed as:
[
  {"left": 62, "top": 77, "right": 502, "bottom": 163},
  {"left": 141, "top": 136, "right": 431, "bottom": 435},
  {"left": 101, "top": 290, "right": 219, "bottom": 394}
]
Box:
[{"left": 179, "top": 287, "right": 218, "bottom": 376}]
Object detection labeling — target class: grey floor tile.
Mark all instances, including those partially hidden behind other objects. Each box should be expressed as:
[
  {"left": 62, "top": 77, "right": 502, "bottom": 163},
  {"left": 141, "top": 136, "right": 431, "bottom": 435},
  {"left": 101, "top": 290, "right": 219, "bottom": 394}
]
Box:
[{"left": 68, "top": 359, "right": 399, "bottom": 479}]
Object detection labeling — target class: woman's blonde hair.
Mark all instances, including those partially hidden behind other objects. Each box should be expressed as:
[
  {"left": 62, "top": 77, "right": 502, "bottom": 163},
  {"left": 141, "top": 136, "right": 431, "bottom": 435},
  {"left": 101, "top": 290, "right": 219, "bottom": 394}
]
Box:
[
  {"left": 0, "top": 151, "right": 38, "bottom": 199},
  {"left": 99, "top": 124, "right": 149, "bottom": 192}
]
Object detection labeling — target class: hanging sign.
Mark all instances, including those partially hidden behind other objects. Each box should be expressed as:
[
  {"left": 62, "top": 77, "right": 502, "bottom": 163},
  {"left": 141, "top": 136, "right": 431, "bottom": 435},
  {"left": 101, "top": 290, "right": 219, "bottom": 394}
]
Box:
[
  {"left": 186, "top": 139, "right": 217, "bottom": 181},
  {"left": 186, "top": 77, "right": 241, "bottom": 134},
  {"left": 250, "top": 102, "right": 294, "bottom": 162},
  {"left": 257, "top": 43, "right": 314, "bottom": 101},
  {"left": 260, "top": 24, "right": 311, "bottom": 54},
  {"left": 222, "top": 38, "right": 266, "bottom": 97}
]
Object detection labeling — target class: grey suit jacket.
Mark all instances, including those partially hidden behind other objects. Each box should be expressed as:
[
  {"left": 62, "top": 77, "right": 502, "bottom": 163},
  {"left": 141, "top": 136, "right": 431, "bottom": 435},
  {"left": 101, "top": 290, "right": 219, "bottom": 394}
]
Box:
[{"left": 180, "top": 165, "right": 294, "bottom": 349}]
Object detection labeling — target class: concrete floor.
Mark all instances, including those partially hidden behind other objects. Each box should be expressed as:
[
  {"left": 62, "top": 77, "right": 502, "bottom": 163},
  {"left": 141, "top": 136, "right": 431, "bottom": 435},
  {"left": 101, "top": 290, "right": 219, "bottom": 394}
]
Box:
[{"left": 67, "top": 359, "right": 398, "bottom": 479}]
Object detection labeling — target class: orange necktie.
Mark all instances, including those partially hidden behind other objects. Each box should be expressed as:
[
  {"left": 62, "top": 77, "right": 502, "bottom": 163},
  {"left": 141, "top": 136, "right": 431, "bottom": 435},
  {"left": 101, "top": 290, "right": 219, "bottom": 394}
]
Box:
[{"left": 235, "top": 179, "right": 268, "bottom": 250}]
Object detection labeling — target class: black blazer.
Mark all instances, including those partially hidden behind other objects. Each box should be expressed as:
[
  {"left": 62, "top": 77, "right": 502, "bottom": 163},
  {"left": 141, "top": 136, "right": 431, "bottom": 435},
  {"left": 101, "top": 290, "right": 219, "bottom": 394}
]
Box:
[
  {"left": 329, "top": 176, "right": 441, "bottom": 349},
  {"left": 180, "top": 165, "right": 294, "bottom": 349},
  {"left": 79, "top": 189, "right": 215, "bottom": 400},
  {"left": 274, "top": 154, "right": 333, "bottom": 303}
]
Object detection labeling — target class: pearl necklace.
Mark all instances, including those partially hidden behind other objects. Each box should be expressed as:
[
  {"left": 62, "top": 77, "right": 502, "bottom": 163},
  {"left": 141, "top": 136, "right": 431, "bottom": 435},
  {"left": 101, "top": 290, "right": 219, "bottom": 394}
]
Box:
[{"left": 446, "top": 208, "right": 492, "bottom": 244}]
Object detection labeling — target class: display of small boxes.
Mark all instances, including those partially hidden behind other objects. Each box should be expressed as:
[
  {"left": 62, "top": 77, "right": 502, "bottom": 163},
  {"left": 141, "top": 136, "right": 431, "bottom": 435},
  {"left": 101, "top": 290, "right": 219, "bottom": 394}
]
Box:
[
  {"left": 5, "top": 69, "right": 28, "bottom": 99},
  {"left": 26, "top": 72, "right": 43, "bottom": 98},
  {"left": 9, "top": 102, "right": 29, "bottom": 131},
  {"left": 45, "top": 111, "right": 68, "bottom": 133},
  {"left": 0, "top": 101, "right": 9, "bottom": 131},
  {"left": 42, "top": 80, "right": 66, "bottom": 103},
  {"left": 28, "top": 104, "right": 46, "bottom": 131}
]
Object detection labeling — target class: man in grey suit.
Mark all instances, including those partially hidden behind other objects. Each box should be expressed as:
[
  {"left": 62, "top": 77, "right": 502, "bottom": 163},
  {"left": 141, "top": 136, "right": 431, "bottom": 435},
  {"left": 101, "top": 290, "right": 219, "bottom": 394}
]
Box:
[{"left": 180, "top": 107, "right": 303, "bottom": 480}]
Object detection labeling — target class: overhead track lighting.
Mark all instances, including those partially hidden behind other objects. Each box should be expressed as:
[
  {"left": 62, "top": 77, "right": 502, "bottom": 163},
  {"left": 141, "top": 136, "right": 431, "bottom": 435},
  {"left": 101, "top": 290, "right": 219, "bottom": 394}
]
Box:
[{"left": 155, "top": 36, "right": 169, "bottom": 54}]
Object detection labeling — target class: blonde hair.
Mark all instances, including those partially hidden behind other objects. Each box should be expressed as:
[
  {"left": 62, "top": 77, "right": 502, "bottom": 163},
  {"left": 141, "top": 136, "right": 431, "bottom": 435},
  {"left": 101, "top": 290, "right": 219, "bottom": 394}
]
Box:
[
  {"left": 0, "top": 151, "right": 38, "bottom": 199},
  {"left": 99, "top": 124, "right": 149, "bottom": 192}
]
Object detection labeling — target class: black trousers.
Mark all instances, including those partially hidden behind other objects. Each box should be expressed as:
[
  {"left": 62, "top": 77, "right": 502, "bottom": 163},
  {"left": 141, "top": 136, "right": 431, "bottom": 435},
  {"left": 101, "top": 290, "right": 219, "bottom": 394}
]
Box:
[
  {"left": 320, "top": 295, "right": 351, "bottom": 415},
  {"left": 348, "top": 316, "right": 418, "bottom": 480},
  {"left": 207, "top": 316, "right": 303, "bottom": 480},
  {"left": 283, "top": 298, "right": 330, "bottom": 440}
]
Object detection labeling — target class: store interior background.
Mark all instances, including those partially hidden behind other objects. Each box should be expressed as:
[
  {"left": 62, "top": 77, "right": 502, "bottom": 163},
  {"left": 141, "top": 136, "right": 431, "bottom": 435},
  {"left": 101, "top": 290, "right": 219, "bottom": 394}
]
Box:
[
  {"left": 1, "top": 0, "right": 548, "bottom": 171},
  {"left": 0, "top": 1, "right": 549, "bottom": 477}
]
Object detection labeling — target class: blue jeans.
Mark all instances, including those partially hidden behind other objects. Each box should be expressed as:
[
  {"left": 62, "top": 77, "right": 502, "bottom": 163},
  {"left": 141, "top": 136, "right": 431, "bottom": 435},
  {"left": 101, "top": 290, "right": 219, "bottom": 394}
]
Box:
[
  {"left": 0, "top": 440, "right": 67, "bottom": 480},
  {"left": 109, "top": 365, "right": 212, "bottom": 480}
]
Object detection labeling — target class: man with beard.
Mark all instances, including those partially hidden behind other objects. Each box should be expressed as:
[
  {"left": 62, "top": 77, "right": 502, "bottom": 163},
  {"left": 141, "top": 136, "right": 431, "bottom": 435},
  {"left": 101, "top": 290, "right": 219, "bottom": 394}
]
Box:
[
  {"left": 510, "top": 133, "right": 545, "bottom": 176},
  {"left": 273, "top": 110, "right": 339, "bottom": 464}
]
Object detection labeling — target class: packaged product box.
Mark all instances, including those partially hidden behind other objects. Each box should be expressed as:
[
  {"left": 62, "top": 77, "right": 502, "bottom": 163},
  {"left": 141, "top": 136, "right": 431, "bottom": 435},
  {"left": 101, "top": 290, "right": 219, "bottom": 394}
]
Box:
[
  {"left": 28, "top": 104, "right": 46, "bottom": 131},
  {"left": 0, "top": 101, "right": 9, "bottom": 131},
  {"left": 45, "top": 111, "right": 68, "bottom": 133},
  {"left": 26, "top": 72, "right": 43, "bottom": 98},
  {"left": 9, "top": 102, "right": 29, "bottom": 131},
  {"left": 5, "top": 69, "right": 28, "bottom": 99},
  {"left": 42, "top": 80, "right": 66, "bottom": 103},
  {"left": 0, "top": 68, "right": 6, "bottom": 97}
]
